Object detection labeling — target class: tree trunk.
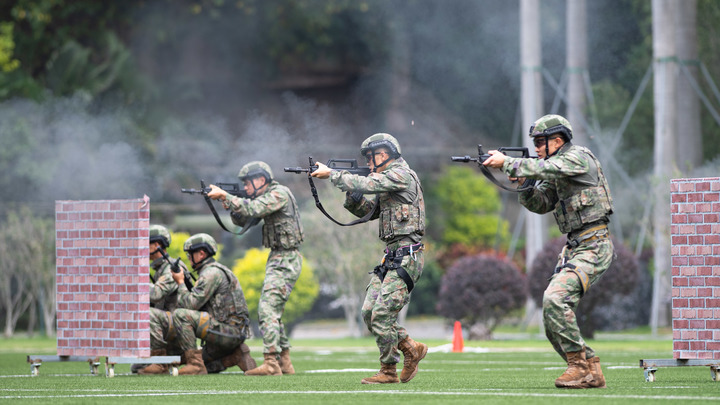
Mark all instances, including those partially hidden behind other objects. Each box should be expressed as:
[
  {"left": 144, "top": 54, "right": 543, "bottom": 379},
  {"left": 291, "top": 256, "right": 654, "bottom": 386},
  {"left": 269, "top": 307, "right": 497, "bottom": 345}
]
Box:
[
  {"left": 676, "top": 0, "right": 701, "bottom": 171},
  {"left": 520, "top": 0, "right": 546, "bottom": 328},
  {"left": 566, "top": 0, "right": 590, "bottom": 147},
  {"left": 651, "top": 0, "right": 678, "bottom": 333}
]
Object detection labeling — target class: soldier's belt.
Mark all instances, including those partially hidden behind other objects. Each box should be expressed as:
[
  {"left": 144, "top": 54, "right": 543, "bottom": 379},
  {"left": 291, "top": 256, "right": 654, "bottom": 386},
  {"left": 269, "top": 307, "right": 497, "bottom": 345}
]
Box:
[
  {"left": 567, "top": 224, "right": 609, "bottom": 248},
  {"left": 385, "top": 242, "right": 424, "bottom": 258},
  {"left": 372, "top": 243, "right": 423, "bottom": 293}
]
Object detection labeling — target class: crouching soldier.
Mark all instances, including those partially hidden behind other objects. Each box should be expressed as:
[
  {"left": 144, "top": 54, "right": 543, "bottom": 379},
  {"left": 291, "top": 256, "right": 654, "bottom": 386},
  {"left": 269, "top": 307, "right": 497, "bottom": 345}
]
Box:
[
  {"left": 133, "top": 224, "right": 192, "bottom": 374},
  {"left": 140, "top": 233, "right": 255, "bottom": 375}
]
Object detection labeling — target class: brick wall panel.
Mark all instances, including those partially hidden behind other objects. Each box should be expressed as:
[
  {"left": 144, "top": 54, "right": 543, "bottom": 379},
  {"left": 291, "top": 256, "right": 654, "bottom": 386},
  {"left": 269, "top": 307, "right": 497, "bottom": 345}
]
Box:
[
  {"left": 55, "top": 197, "right": 150, "bottom": 357},
  {"left": 671, "top": 178, "right": 720, "bottom": 360}
]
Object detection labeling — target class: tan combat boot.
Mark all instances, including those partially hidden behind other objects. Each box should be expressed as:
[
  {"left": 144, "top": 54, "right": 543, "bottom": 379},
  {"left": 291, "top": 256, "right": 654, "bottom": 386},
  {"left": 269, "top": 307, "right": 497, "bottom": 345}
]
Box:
[
  {"left": 398, "top": 336, "right": 428, "bottom": 383},
  {"left": 138, "top": 349, "right": 168, "bottom": 375},
  {"left": 554, "top": 349, "right": 593, "bottom": 388},
  {"left": 178, "top": 349, "right": 208, "bottom": 375},
  {"left": 237, "top": 343, "right": 257, "bottom": 372},
  {"left": 581, "top": 356, "right": 607, "bottom": 388},
  {"left": 205, "top": 343, "right": 257, "bottom": 373},
  {"left": 245, "top": 352, "right": 282, "bottom": 376},
  {"left": 361, "top": 363, "right": 400, "bottom": 384},
  {"left": 279, "top": 348, "right": 295, "bottom": 375}
]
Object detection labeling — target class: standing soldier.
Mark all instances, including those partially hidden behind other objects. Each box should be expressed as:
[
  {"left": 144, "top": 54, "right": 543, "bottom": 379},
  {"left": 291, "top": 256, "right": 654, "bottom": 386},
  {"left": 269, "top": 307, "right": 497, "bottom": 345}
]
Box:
[
  {"left": 483, "top": 114, "right": 613, "bottom": 389},
  {"left": 140, "top": 233, "right": 254, "bottom": 375},
  {"left": 310, "top": 133, "right": 428, "bottom": 385},
  {"left": 207, "top": 161, "right": 304, "bottom": 376}
]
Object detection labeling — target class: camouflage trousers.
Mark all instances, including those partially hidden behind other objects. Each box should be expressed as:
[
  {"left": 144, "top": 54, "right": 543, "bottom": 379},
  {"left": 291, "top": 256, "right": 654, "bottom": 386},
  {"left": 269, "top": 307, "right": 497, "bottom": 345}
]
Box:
[
  {"left": 543, "top": 238, "right": 614, "bottom": 360},
  {"left": 258, "top": 248, "right": 302, "bottom": 354},
  {"left": 148, "top": 307, "right": 183, "bottom": 354},
  {"left": 149, "top": 307, "right": 248, "bottom": 358},
  {"left": 362, "top": 248, "right": 424, "bottom": 365}
]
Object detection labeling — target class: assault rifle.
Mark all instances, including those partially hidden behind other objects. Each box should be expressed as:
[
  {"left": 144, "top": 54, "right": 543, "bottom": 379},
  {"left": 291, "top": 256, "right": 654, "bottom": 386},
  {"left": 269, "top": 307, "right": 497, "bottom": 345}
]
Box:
[
  {"left": 451, "top": 144, "right": 536, "bottom": 192},
  {"left": 181, "top": 181, "right": 249, "bottom": 198},
  {"left": 284, "top": 157, "right": 371, "bottom": 176},
  {"left": 284, "top": 157, "right": 377, "bottom": 226},
  {"left": 159, "top": 249, "right": 195, "bottom": 291},
  {"left": 181, "top": 180, "right": 261, "bottom": 235}
]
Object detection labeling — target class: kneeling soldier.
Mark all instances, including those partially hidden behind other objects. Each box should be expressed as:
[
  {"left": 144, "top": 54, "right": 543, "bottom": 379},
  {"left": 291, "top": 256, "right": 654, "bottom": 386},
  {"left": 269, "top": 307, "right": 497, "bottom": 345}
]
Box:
[{"left": 140, "top": 233, "right": 255, "bottom": 375}]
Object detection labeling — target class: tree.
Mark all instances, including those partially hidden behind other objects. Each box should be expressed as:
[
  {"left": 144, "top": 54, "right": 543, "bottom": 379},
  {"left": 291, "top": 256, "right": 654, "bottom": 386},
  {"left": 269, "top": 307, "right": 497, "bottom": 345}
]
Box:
[
  {"left": 436, "top": 253, "right": 527, "bottom": 340},
  {"left": 0, "top": 207, "right": 54, "bottom": 336},
  {"left": 527, "top": 236, "right": 639, "bottom": 338},
  {"left": 429, "top": 166, "right": 510, "bottom": 251},
  {"left": 232, "top": 247, "right": 319, "bottom": 328}
]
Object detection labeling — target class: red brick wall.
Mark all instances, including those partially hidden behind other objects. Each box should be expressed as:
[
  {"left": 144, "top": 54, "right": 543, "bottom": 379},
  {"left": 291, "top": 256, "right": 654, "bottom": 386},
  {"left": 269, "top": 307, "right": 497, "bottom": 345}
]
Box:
[
  {"left": 670, "top": 178, "right": 720, "bottom": 360},
  {"left": 55, "top": 198, "right": 151, "bottom": 357}
]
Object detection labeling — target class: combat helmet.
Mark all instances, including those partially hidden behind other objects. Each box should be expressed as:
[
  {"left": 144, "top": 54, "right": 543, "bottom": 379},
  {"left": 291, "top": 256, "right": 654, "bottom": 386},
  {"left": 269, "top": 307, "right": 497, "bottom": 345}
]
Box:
[
  {"left": 529, "top": 114, "right": 573, "bottom": 141},
  {"left": 360, "top": 133, "right": 402, "bottom": 159},
  {"left": 149, "top": 225, "right": 171, "bottom": 248},
  {"left": 238, "top": 161, "right": 273, "bottom": 183},
  {"left": 183, "top": 233, "right": 218, "bottom": 256}
]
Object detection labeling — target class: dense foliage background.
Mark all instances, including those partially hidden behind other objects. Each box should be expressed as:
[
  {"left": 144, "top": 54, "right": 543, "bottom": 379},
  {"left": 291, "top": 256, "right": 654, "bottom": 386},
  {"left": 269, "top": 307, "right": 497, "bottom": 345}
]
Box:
[{"left": 2, "top": 0, "right": 719, "bottom": 336}]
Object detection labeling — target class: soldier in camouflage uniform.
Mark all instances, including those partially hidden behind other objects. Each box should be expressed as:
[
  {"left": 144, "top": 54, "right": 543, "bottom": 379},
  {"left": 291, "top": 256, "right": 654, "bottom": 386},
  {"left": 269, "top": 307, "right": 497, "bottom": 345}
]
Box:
[
  {"left": 311, "top": 133, "right": 428, "bottom": 385},
  {"left": 148, "top": 225, "right": 191, "bottom": 312},
  {"left": 207, "top": 161, "right": 304, "bottom": 376},
  {"left": 483, "top": 114, "right": 613, "bottom": 389},
  {"left": 140, "top": 233, "right": 254, "bottom": 375},
  {"left": 132, "top": 225, "right": 191, "bottom": 373}
]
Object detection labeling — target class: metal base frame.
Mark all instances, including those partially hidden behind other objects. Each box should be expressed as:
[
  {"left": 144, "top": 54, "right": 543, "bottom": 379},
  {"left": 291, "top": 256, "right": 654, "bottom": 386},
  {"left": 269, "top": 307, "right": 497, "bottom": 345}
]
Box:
[
  {"left": 27, "top": 354, "right": 181, "bottom": 377},
  {"left": 639, "top": 358, "right": 720, "bottom": 382}
]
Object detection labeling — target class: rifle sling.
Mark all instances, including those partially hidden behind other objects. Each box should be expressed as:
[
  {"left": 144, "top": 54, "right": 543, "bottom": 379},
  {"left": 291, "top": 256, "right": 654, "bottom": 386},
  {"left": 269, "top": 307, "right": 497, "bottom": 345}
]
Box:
[
  {"left": 307, "top": 174, "right": 378, "bottom": 226},
  {"left": 479, "top": 165, "right": 535, "bottom": 193},
  {"left": 202, "top": 193, "right": 260, "bottom": 235}
]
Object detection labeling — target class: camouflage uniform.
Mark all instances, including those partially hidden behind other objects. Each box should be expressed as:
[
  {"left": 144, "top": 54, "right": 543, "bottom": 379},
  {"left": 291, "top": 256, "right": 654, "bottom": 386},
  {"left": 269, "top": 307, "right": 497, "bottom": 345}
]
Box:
[
  {"left": 331, "top": 157, "right": 425, "bottom": 365},
  {"left": 148, "top": 256, "right": 189, "bottom": 356},
  {"left": 225, "top": 180, "right": 304, "bottom": 354},
  {"left": 150, "top": 256, "right": 189, "bottom": 312},
  {"left": 149, "top": 258, "right": 250, "bottom": 358},
  {"left": 502, "top": 141, "right": 614, "bottom": 360}
]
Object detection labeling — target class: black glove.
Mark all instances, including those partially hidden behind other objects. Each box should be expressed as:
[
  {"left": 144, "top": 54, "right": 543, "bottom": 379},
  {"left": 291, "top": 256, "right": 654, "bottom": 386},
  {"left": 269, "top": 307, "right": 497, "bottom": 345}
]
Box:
[{"left": 347, "top": 191, "right": 364, "bottom": 202}]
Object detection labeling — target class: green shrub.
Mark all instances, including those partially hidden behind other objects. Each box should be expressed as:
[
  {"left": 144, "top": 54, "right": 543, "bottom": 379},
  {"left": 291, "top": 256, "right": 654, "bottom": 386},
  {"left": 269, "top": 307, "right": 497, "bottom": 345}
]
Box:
[{"left": 232, "top": 248, "right": 319, "bottom": 324}]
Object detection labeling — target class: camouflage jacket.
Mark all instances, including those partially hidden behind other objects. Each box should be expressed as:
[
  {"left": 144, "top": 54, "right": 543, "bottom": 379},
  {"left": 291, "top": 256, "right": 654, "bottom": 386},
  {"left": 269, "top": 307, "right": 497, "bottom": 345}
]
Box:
[
  {"left": 330, "top": 157, "right": 425, "bottom": 245},
  {"left": 149, "top": 255, "right": 189, "bottom": 312},
  {"left": 226, "top": 181, "right": 304, "bottom": 250},
  {"left": 176, "top": 259, "right": 250, "bottom": 327},
  {"left": 502, "top": 142, "right": 613, "bottom": 235}
]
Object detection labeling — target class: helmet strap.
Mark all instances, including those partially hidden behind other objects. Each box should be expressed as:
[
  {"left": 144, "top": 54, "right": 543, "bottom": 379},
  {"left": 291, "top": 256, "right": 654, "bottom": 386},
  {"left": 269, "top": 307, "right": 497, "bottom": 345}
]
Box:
[
  {"left": 369, "top": 150, "right": 392, "bottom": 173},
  {"left": 246, "top": 176, "right": 268, "bottom": 198},
  {"left": 189, "top": 250, "right": 214, "bottom": 270}
]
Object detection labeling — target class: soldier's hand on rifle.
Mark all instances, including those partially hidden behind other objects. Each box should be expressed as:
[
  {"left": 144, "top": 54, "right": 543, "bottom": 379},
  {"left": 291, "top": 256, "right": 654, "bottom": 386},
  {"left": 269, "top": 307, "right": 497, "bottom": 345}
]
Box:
[
  {"left": 171, "top": 269, "right": 185, "bottom": 285},
  {"left": 207, "top": 184, "right": 227, "bottom": 200},
  {"left": 310, "top": 162, "right": 332, "bottom": 179},
  {"left": 482, "top": 150, "right": 507, "bottom": 169}
]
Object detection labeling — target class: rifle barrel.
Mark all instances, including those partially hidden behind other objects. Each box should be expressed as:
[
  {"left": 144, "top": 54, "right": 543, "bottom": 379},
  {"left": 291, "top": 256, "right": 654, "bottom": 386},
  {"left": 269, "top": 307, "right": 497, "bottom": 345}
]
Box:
[
  {"left": 450, "top": 156, "right": 477, "bottom": 162},
  {"left": 181, "top": 188, "right": 207, "bottom": 194},
  {"left": 284, "top": 167, "right": 310, "bottom": 173}
]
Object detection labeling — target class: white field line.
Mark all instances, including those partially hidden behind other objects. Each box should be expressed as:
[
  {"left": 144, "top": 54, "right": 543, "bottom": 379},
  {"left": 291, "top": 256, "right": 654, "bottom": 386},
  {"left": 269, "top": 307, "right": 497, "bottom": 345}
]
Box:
[{"left": 1, "top": 389, "right": 719, "bottom": 401}]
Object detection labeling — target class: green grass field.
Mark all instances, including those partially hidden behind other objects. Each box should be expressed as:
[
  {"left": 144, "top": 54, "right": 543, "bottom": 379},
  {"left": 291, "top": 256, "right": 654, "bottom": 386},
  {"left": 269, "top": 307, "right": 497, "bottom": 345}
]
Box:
[{"left": 1, "top": 334, "right": 718, "bottom": 404}]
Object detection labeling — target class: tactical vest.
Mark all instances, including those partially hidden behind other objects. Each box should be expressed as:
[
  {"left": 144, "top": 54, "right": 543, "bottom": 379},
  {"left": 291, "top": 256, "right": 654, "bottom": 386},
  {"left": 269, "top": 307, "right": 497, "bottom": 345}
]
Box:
[
  {"left": 261, "top": 183, "right": 304, "bottom": 250},
  {"left": 151, "top": 258, "right": 178, "bottom": 312},
  {"left": 378, "top": 165, "right": 425, "bottom": 242},
  {"left": 199, "top": 261, "right": 250, "bottom": 327},
  {"left": 551, "top": 145, "right": 614, "bottom": 234}
]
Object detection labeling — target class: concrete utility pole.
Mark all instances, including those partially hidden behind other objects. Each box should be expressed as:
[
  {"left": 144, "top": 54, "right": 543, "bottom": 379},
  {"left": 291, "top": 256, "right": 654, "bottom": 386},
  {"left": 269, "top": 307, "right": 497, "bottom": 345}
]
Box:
[
  {"left": 651, "top": 0, "right": 678, "bottom": 334},
  {"left": 676, "top": 0, "right": 702, "bottom": 172},
  {"left": 566, "top": 0, "right": 589, "bottom": 147},
  {"left": 520, "top": 0, "right": 546, "bottom": 325}
]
